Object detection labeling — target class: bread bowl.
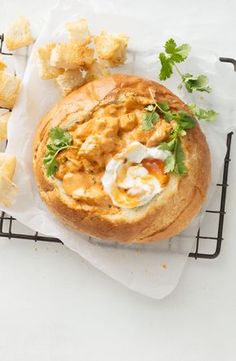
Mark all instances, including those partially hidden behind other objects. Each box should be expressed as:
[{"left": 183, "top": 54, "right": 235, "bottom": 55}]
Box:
[{"left": 33, "top": 74, "right": 211, "bottom": 243}]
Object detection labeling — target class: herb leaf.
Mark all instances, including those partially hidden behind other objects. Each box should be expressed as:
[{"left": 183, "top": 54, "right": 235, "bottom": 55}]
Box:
[
  {"left": 174, "top": 111, "right": 196, "bottom": 129},
  {"left": 182, "top": 73, "right": 211, "bottom": 93},
  {"left": 188, "top": 103, "right": 218, "bottom": 122},
  {"left": 159, "top": 52, "right": 173, "bottom": 80},
  {"left": 174, "top": 138, "right": 187, "bottom": 175},
  {"left": 44, "top": 126, "right": 73, "bottom": 177},
  {"left": 142, "top": 111, "right": 160, "bottom": 131},
  {"left": 164, "top": 154, "right": 175, "bottom": 173},
  {"left": 165, "top": 38, "right": 191, "bottom": 63}
]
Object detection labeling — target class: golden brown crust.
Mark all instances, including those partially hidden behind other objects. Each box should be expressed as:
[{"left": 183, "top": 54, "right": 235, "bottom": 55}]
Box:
[{"left": 33, "top": 74, "right": 211, "bottom": 243}]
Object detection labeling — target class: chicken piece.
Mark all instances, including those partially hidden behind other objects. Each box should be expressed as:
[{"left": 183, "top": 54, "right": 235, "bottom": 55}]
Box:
[
  {"left": 37, "top": 43, "right": 64, "bottom": 80},
  {"left": 94, "top": 31, "right": 128, "bottom": 67},
  {"left": 0, "top": 112, "right": 11, "bottom": 140},
  {"left": 0, "top": 71, "right": 21, "bottom": 109},
  {"left": 146, "top": 120, "right": 172, "bottom": 147},
  {"left": 119, "top": 113, "right": 138, "bottom": 131},
  {"left": 56, "top": 69, "right": 85, "bottom": 95},
  {"left": 5, "top": 16, "right": 34, "bottom": 51},
  {"left": 78, "top": 135, "right": 102, "bottom": 160},
  {"left": 66, "top": 18, "right": 91, "bottom": 45},
  {"left": 0, "top": 153, "right": 17, "bottom": 207},
  {"left": 94, "top": 117, "right": 119, "bottom": 137},
  {"left": 72, "top": 184, "right": 110, "bottom": 206},
  {"left": 0, "top": 55, "right": 7, "bottom": 71},
  {"left": 74, "top": 119, "right": 93, "bottom": 140},
  {"left": 85, "top": 60, "right": 110, "bottom": 82},
  {"left": 50, "top": 43, "right": 94, "bottom": 70}
]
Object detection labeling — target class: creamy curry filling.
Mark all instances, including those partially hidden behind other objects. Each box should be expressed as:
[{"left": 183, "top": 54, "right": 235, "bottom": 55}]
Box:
[{"left": 50, "top": 92, "right": 175, "bottom": 210}]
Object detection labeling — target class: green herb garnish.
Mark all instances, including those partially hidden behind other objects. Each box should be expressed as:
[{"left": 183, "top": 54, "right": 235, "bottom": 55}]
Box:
[
  {"left": 44, "top": 127, "right": 75, "bottom": 177},
  {"left": 159, "top": 38, "right": 211, "bottom": 93},
  {"left": 188, "top": 103, "right": 218, "bottom": 122}
]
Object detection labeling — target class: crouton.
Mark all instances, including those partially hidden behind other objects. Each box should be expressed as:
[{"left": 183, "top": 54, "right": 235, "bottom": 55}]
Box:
[
  {"left": 66, "top": 18, "right": 91, "bottom": 45},
  {"left": 0, "top": 71, "right": 21, "bottom": 109},
  {"left": 94, "top": 31, "right": 128, "bottom": 66},
  {"left": 37, "top": 43, "right": 64, "bottom": 80},
  {"left": 56, "top": 69, "right": 85, "bottom": 95},
  {"left": 85, "top": 60, "right": 110, "bottom": 82},
  {"left": 50, "top": 43, "right": 94, "bottom": 70},
  {"left": 0, "top": 153, "right": 17, "bottom": 207},
  {"left": 0, "top": 55, "right": 7, "bottom": 71},
  {"left": 5, "top": 16, "right": 34, "bottom": 51},
  {"left": 0, "top": 112, "right": 10, "bottom": 140}
]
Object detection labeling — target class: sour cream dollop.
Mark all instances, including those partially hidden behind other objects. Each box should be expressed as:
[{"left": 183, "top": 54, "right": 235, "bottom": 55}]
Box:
[{"left": 101, "top": 141, "right": 171, "bottom": 209}]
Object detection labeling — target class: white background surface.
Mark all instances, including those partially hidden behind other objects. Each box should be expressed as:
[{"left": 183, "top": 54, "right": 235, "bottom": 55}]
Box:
[{"left": 0, "top": 0, "right": 236, "bottom": 360}]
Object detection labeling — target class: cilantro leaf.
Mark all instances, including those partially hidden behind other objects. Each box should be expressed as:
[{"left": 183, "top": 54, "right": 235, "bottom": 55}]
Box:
[
  {"left": 164, "top": 154, "right": 175, "bottom": 173},
  {"left": 174, "top": 111, "right": 196, "bottom": 129},
  {"left": 142, "top": 111, "right": 160, "bottom": 131},
  {"left": 44, "top": 127, "right": 74, "bottom": 177},
  {"left": 182, "top": 73, "right": 211, "bottom": 93},
  {"left": 174, "top": 138, "right": 187, "bottom": 175},
  {"left": 188, "top": 103, "right": 218, "bottom": 122},
  {"left": 165, "top": 38, "right": 191, "bottom": 63},
  {"left": 159, "top": 52, "right": 173, "bottom": 80}
]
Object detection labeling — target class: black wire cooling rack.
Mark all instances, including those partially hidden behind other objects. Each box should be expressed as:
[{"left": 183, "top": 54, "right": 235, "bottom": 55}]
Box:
[{"left": 0, "top": 33, "right": 234, "bottom": 259}]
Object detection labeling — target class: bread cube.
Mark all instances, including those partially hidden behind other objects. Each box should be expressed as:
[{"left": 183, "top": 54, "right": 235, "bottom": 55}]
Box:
[
  {"left": 5, "top": 16, "right": 34, "bottom": 51},
  {"left": 0, "top": 55, "right": 7, "bottom": 71},
  {"left": 50, "top": 43, "right": 94, "bottom": 70},
  {"left": 94, "top": 31, "right": 128, "bottom": 66},
  {"left": 0, "top": 71, "right": 21, "bottom": 109},
  {"left": 0, "top": 112, "right": 10, "bottom": 140},
  {"left": 66, "top": 18, "right": 91, "bottom": 45},
  {"left": 56, "top": 69, "right": 85, "bottom": 95},
  {"left": 37, "top": 43, "right": 64, "bottom": 80},
  {"left": 85, "top": 60, "right": 110, "bottom": 82}
]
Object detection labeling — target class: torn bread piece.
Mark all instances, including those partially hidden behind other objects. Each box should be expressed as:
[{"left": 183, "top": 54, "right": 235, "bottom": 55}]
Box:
[
  {"left": 0, "top": 72, "right": 21, "bottom": 109},
  {"left": 50, "top": 43, "right": 94, "bottom": 70},
  {"left": 0, "top": 55, "right": 7, "bottom": 71},
  {"left": 5, "top": 16, "right": 34, "bottom": 51},
  {"left": 56, "top": 69, "right": 85, "bottom": 95},
  {"left": 0, "top": 153, "right": 17, "bottom": 207},
  {"left": 94, "top": 31, "right": 128, "bottom": 67},
  {"left": 85, "top": 60, "right": 111, "bottom": 82},
  {"left": 66, "top": 18, "right": 91, "bottom": 45},
  {"left": 0, "top": 112, "right": 11, "bottom": 140},
  {"left": 37, "top": 43, "right": 64, "bottom": 80}
]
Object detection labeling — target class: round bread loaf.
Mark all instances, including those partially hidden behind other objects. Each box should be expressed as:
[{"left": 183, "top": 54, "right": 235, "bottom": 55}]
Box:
[{"left": 33, "top": 74, "right": 211, "bottom": 243}]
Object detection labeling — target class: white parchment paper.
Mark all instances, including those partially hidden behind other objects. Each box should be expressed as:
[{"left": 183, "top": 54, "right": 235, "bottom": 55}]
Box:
[{"left": 1, "top": 0, "right": 235, "bottom": 299}]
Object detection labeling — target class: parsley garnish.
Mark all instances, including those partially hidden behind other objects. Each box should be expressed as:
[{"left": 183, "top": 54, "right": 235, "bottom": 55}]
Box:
[
  {"left": 188, "top": 103, "right": 218, "bottom": 122},
  {"left": 159, "top": 38, "right": 211, "bottom": 93},
  {"left": 43, "top": 127, "right": 75, "bottom": 177}
]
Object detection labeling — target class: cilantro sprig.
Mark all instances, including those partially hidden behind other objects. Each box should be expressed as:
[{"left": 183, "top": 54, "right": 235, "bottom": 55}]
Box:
[
  {"left": 159, "top": 38, "right": 211, "bottom": 93},
  {"left": 159, "top": 116, "right": 195, "bottom": 175},
  {"left": 44, "top": 127, "right": 76, "bottom": 177},
  {"left": 142, "top": 88, "right": 195, "bottom": 131},
  {"left": 188, "top": 103, "right": 218, "bottom": 122}
]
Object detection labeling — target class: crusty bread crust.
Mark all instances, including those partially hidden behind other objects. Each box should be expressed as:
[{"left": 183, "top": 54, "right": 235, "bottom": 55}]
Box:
[{"left": 33, "top": 74, "right": 211, "bottom": 243}]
